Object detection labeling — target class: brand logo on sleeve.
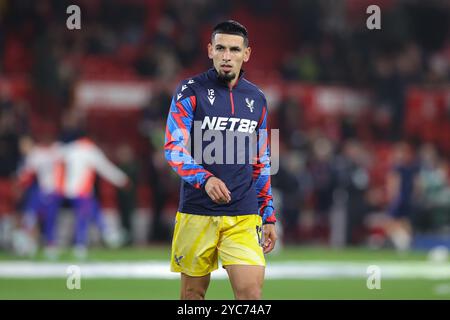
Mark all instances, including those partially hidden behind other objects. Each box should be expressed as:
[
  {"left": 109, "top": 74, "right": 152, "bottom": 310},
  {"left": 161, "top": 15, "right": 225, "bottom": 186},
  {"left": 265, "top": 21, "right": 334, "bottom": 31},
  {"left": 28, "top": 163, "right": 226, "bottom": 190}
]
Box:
[{"left": 207, "top": 89, "right": 215, "bottom": 106}]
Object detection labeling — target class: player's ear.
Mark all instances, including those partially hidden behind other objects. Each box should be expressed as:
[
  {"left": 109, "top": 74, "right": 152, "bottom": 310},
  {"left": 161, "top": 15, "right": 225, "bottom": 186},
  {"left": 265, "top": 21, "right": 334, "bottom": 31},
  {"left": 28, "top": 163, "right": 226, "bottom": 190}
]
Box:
[
  {"left": 243, "top": 46, "right": 251, "bottom": 63},
  {"left": 207, "top": 43, "right": 213, "bottom": 59}
]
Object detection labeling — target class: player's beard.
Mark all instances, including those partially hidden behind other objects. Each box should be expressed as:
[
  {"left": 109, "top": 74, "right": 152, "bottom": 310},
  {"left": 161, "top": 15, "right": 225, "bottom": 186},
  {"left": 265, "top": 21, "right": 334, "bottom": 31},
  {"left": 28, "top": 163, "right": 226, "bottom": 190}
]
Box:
[{"left": 217, "top": 70, "right": 236, "bottom": 83}]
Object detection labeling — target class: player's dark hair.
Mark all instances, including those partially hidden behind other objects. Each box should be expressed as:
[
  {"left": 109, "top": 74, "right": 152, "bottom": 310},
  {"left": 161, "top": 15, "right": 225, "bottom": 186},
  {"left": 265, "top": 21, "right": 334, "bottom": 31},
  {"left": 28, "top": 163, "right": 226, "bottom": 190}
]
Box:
[{"left": 212, "top": 20, "right": 249, "bottom": 47}]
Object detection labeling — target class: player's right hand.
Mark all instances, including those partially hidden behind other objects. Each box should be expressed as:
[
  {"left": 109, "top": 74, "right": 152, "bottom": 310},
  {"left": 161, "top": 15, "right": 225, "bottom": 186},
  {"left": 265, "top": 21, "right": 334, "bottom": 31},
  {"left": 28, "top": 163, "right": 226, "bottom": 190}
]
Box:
[{"left": 205, "top": 177, "right": 231, "bottom": 204}]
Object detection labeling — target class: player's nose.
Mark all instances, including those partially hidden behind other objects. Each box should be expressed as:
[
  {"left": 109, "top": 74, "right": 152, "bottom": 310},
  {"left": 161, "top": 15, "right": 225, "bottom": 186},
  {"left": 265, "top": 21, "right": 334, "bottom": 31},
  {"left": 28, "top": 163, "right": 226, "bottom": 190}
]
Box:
[{"left": 223, "top": 49, "right": 231, "bottom": 60}]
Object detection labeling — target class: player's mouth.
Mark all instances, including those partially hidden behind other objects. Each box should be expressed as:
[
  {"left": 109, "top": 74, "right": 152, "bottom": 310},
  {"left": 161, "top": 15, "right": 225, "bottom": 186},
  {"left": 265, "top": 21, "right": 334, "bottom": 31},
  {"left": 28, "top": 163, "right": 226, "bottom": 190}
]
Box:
[{"left": 220, "top": 64, "right": 233, "bottom": 72}]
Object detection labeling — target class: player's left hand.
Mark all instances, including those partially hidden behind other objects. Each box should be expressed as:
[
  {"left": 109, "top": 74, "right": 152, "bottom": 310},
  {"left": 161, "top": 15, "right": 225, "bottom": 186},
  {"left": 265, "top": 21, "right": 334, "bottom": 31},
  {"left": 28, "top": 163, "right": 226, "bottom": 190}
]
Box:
[{"left": 262, "top": 224, "right": 277, "bottom": 254}]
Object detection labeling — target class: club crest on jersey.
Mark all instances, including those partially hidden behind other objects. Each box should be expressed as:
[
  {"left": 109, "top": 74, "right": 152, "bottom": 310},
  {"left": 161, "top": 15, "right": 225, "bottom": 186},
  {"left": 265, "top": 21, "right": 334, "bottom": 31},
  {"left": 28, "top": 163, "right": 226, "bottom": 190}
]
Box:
[
  {"left": 245, "top": 98, "right": 255, "bottom": 112},
  {"left": 207, "top": 89, "right": 215, "bottom": 106},
  {"left": 174, "top": 254, "right": 184, "bottom": 266}
]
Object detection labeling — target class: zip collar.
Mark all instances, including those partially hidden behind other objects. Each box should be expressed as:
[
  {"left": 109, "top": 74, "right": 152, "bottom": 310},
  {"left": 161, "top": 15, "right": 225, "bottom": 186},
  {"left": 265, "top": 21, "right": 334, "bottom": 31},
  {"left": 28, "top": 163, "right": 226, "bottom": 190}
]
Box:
[{"left": 206, "top": 68, "right": 245, "bottom": 89}]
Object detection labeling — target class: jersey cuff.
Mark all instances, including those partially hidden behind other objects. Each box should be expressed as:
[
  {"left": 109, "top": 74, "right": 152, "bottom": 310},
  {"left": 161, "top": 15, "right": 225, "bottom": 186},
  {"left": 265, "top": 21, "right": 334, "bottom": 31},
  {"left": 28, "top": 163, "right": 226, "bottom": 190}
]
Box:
[
  {"left": 261, "top": 206, "right": 276, "bottom": 224},
  {"left": 201, "top": 173, "right": 214, "bottom": 189}
]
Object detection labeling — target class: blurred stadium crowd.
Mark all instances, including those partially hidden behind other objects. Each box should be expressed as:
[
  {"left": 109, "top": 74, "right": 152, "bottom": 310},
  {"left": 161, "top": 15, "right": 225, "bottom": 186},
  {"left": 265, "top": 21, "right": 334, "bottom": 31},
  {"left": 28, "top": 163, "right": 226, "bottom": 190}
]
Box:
[{"left": 0, "top": 0, "right": 449, "bottom": 256}]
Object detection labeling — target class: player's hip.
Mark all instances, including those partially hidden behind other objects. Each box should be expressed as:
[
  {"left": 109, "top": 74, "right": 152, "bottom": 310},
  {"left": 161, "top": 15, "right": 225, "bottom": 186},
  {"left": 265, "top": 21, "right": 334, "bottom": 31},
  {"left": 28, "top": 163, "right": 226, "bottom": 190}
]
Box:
[{"left": 171, "top": 212, "right": 265, "bottom": 275}]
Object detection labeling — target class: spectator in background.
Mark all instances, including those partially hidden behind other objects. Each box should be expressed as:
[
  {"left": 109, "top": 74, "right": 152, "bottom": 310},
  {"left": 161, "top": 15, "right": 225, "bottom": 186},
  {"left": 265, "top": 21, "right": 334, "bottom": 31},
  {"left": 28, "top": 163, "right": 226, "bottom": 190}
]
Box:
[
  {"left": 0, "top": 103, "right": 21, "bottom": 249},
  {"left": 276, "top": 95, "right": 305, "bottom": 149},
  {"left": 272, "top": 150, "right": 303, "bottom": 244},
  {"left": 0, "top": 101, "right": 20, "bottom": 178},
  {"left": 147, "top": 149, "right": 173, "bottom": 242},
  {"left": 384, "top": 141, "right": 420, "bottom": 252},
  {"left": 115, "top": 144, "right": 138, "bottom": 246},
  {"left": 135, "top": 46, "right": 158, "bottom": 77},
  {"left": 425, "top": 43, "right": 450, "bottom": 85},
  {"left": 281, "top": 45, "right": 320, "bottom": 82},
  {"left": 334, "top": 140, "right": 371, "bottom": 245},
  {"left": 416, "top": 144, "right": 450, "bottom": 231},
  {"left": 139, "top": 90, "right": 173, "bottom": 242},
  {"left": 308, "top": 136, "right": 337, "bottom": 242},
  {"left": 372, "top": 54, "right": 405, "bottom": 141}
]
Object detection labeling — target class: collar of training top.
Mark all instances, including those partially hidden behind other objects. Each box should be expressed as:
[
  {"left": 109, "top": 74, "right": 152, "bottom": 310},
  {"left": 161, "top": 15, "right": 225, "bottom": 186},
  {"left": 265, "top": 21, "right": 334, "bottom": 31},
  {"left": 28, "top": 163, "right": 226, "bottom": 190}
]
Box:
[{"left": 207, "top": 68, "right": 245, "bottom": 89}]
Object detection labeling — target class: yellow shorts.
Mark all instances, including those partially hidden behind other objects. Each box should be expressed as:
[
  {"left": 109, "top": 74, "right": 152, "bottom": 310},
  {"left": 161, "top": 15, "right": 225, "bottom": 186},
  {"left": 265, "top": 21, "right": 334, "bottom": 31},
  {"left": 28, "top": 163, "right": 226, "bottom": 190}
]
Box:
[{"left": 171, "top": 212, "right": 265, "bottom": 276}]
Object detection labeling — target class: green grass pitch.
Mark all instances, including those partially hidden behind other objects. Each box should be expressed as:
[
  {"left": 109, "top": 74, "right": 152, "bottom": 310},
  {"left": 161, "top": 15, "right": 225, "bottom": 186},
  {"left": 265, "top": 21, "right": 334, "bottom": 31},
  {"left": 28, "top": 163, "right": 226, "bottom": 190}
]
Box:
[{"left": 0, "top": 246, "right": 449, "bottom": 300}]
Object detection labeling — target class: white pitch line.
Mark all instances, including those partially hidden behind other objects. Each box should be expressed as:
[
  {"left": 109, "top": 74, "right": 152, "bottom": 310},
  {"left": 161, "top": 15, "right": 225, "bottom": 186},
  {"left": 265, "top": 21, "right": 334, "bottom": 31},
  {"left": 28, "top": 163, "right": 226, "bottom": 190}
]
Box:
[{"left": 0, "top": 261, "right": 449, "bottom": 279}]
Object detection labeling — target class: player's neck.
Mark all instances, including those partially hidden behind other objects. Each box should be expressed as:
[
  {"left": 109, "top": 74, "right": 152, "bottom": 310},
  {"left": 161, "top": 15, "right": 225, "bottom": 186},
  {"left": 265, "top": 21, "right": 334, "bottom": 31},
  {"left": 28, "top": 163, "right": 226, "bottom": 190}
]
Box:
[{"left": 228, "top": 77, "right": 237, "bottom": 89}]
